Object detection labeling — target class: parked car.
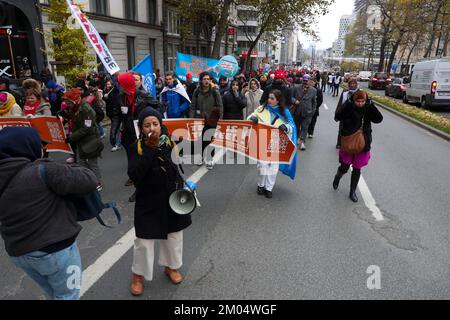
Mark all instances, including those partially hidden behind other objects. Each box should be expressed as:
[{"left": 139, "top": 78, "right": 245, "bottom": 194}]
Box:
[
  {"left": 403, "top": 57, "right": 450, "bottom": 109},
  {"left": 368, "top": 72, "right": 392, "bottom": 90},
  {"left": 385, "top": 78, "right": 406, "bottom": 99},
  {"left": 357, "top": 71, "right": 371, "bottom": 82}
]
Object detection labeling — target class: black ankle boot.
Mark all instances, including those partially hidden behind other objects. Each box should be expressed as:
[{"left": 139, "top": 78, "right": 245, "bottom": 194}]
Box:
[
  {"left": 333, "top": 168, "right": 345, "bottom": 190},
  {"left": 349, "top": 169, "right": 361, "bottom": 203}
]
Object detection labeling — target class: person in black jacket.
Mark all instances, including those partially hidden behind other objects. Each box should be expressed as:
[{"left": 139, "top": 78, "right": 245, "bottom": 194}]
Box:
[
  {"left": 128, "top": 107, "right": 192, "bottom": 296},
  {"left": 0, "top": 127, "right": 98, "bottom": 300},
  {"left": 103, "top": 79, "right": 121, "bottom": 152},
  {"left": 332, "top": 90, "right": 383, "bottom": 203},
  {"left": 112, "top": 72, "right": 161, "bottom": 200},
  {"left": 260, "top": 70, "right": 292, "bottom": 109},
  {"left": 307, "top": 79, "right": 324, "bottom": 138},
  {"left": 222, "top": 80, "right": 247, "bottom": 120}
]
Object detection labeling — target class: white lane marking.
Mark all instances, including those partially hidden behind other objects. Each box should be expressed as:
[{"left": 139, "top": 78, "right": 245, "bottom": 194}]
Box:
[
  {"left": 79, "top": 147, "right": 226, "bottom": 297},
  {"left": 188, "top": 148, "right": 226, "bottom": 184},
  {"left": 80, "top": 228, "right": 135, "bottom": 297},
  {"left": 358, "top": 175, "right": 384, "bottom": 221},
  {"left": 323, "top": 104, "right": 329, "bottom": 110}
]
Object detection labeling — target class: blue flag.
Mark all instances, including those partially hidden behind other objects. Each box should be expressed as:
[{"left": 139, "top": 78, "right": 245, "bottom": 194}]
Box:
[{"left": 132, "top": 54, "right": 156, "bottom": 97}]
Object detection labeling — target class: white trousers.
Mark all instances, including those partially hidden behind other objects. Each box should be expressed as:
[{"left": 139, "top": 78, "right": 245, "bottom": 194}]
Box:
[
  {"left": 132, "top": 231, "right": 183, "bottom": 281},
  {"left": 257, "top": 162, "right": 279, "bottom": 192}
]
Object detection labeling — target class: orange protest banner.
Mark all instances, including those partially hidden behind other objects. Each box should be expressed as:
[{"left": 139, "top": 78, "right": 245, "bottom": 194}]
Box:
[
  {"left": 162, "top": 119, "right": 296, "bottom": 164},
  {"left": 0, "top": 117, "right": 72, "bottom": 154}
]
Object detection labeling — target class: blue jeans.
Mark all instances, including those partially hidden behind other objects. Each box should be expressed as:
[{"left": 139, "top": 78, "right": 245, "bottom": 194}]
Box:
[
  {"left": 98, "top": 123, "right": 105, "bottom": 137},
  {"left": 11, "top": 242, "right": 82, "bottom": 300}
]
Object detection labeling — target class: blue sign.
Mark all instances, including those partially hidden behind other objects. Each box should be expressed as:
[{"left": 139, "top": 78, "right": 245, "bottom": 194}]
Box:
[
  {"left": 132, "top": 54, "right": 156, "bottom": 97},
  {"left": 216, "top": 55, "right": 239, "bottom": 78},
  {"left": 175, "top": 53, "right": 220, "bottom": 82}
]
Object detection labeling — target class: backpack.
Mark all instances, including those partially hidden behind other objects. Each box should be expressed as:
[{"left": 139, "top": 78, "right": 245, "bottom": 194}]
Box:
[
  {"left": 38, "top": 164, "right": 121, "bottom": 228},
  {"left": 85, "top": 96, "right": 105, "bottom": 124}
]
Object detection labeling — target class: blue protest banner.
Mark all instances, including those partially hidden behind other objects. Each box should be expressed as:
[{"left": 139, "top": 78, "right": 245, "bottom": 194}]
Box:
[
  {"left": 132, "top": 54, "right": 156, "bottom": 97},
  {"left": 175, "top": 53, "right": 221, "bottom": 82}
]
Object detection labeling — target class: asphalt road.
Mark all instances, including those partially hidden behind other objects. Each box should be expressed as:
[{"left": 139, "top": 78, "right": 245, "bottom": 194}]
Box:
[
  {"left": 359, "top": 81, "right": 450, "bottom": 119},
  {"left": 1, "top": 91, "right": 450, "bottom": 300}
]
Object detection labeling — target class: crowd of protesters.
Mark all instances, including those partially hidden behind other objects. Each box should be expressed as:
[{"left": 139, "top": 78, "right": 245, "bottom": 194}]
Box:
[{"left": 0, "top": 62, "right": 383, "bottom": 300}]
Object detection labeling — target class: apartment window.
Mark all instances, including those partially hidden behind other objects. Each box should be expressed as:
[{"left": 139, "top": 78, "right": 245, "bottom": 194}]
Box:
[
  {"left": 149, "top": 38, "right": 156, "bottom": 67},
  {"left": 167, "top": 43, "right": 179, "bottom": 71},
  {"left": 127, "top": 36, "right": 136, "bottom": 70},
  {"left": 167, "top": 10, "right": 179, "bottom": 35},
  {"left": 90, "top": 0, "right": 108, "bottom": 15},
  {"left": 124, "top": 0, "right": 137, "bottom": 21},
  {"left": 148, "top": 0, "right": 157, "bottom": 25}
]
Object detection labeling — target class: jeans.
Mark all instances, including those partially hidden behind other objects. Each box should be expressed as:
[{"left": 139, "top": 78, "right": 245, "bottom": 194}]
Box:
[
  {"left": 10, "top": 242, "right": 82, "bottom": 300},
  {"left": 98, "top": 123, "right": 105, "bottom": 137},
  {"left": 294, "top": 113, "right": 313, "bottom": 141}
]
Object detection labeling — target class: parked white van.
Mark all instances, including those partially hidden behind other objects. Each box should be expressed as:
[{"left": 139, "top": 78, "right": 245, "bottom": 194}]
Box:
[{"left": 403, "top": 57, "right": 450, "bottom": 109}]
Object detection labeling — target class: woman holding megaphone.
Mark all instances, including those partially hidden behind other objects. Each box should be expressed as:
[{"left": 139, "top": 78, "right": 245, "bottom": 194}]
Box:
[{"left": 127, "top": 107, "right": 192, "bottom": 296}]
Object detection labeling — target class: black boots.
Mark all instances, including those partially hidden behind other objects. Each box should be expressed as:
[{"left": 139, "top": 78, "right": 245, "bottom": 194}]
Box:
[
  {"left": 333, "top": 166, "right": 361, "bottom": 203},
  {"left": 349, "top": 169, "right": 361, "bottom": 203},
  {"left": 333, "top": 168, "right": 346, "bottom": 190}
]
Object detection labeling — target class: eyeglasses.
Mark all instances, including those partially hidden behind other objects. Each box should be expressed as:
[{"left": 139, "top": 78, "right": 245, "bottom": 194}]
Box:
[{"left": 202, "top": 78, "right": 211, "bottom": 81}]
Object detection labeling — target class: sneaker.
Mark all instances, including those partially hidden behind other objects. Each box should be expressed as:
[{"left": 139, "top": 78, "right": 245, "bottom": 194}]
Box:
[
  {"left": 308, "top": 134, "right": 313, "bottom": 139},
  {"left": 96, "top": 184, "right": 103, "bottom": 192},
  {"left": 264, "top": 190, "right": 273, "bottom": 199},
  {"left": 66, "top": 157, "right": 75, "bottom": 164},
  {"left": 300, "top": 142, "right": 306, "bottom": 151},
  {"left": 100, "top": 133, "right": 106, "bottom": 139},
  {"left": 111, "top": 145, "right": 121, "bottom": 152},
  {"left": 196, "top": 160, "right": 204, "bottom": 167},
  {"left": 206, "top": 161, "right": 214, "bottom": 170}
]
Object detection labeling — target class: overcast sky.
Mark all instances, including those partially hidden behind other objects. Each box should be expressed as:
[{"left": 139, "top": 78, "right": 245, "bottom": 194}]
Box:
[{"left": 298, "top": 0, "right": 355, "bottom": 50}]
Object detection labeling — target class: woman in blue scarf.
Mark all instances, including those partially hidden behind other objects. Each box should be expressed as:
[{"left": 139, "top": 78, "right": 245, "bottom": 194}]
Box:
[{"left": 247, "top": 89, "right": 297, "bottom": 198}]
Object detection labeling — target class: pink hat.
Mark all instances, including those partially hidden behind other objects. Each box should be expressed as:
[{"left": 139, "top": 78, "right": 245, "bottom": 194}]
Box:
[{"left": 0, "top": 92, "right": 7, "bottom": 103}]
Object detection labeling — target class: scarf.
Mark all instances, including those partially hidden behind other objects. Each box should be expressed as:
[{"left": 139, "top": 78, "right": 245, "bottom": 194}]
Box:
[
  {"left": 265, "top": 103, "right": 298, "bottom": 180},
  {"left": 137, "top": 134, "right": 171, "bottom": 156},
  {"left": 0, "top": 93, "right": 16, "bottom": 116},
  {"left": 160, "top": 82, "right": 191, "bottom": 103},
  {"left": 24, "top": 101, "right": 41, "bottom": 116}
]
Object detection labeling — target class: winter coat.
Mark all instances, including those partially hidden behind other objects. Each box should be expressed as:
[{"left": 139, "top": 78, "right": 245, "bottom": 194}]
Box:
[
  {"left": 128, "top": 137, "right": 192, "bottom": 239},
  {"left": 222, "top": 90, "right": 247, "bottom": 120},
  {"left": 244, "top": 79, "right": 263, "bottom": 118},
  {"left": 189, "top": 84, "right": 223, "bottom": 119},
  {"left": 161, "top": 83, "right": 190, "bottom": 118},
  {"left": 334, "top": 99, "right": 383, "bottom": 152},
  {"left": 260, "top": 81, "right": 292, "bottom": 108},
  {"left": 35, "top": 101, "right": 52, "bottom": 116},
  {"left": 0, "top": 92, "right": 22, "bottom": 117},
  {"left": 68, "top": 102, "right": 103, "bottom": 159},
  {"left": 112, "top": 90, "right": 161, "bottom": 147},
  {"left": 247, "top": 105, "right": 294, "bottom": 137},
  {"left": 0, "top": 158, "right": 98, "bottom": 257},
  {"left": 291, "top": 85, "right": 317, "bottom": 118},
  {"left": 103, "top": 86, "right": 120, "bottom": 119}
]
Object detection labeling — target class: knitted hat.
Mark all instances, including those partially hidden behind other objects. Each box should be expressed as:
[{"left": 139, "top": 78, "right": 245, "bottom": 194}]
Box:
[
  {"left": 62, "top": 88, "right": 82, "bottom": 104},
  {"left": 117, "top": 72, "right": 136, "bottom": 94},
  {"left": 138, "top": 107, "right": 163, "bottom": 128},
  {"left": 186, "top": 72, "right": 192, "bottom": 79},
  {"left": 0, "top": 92, "right": 7, "bottom": 103}
]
